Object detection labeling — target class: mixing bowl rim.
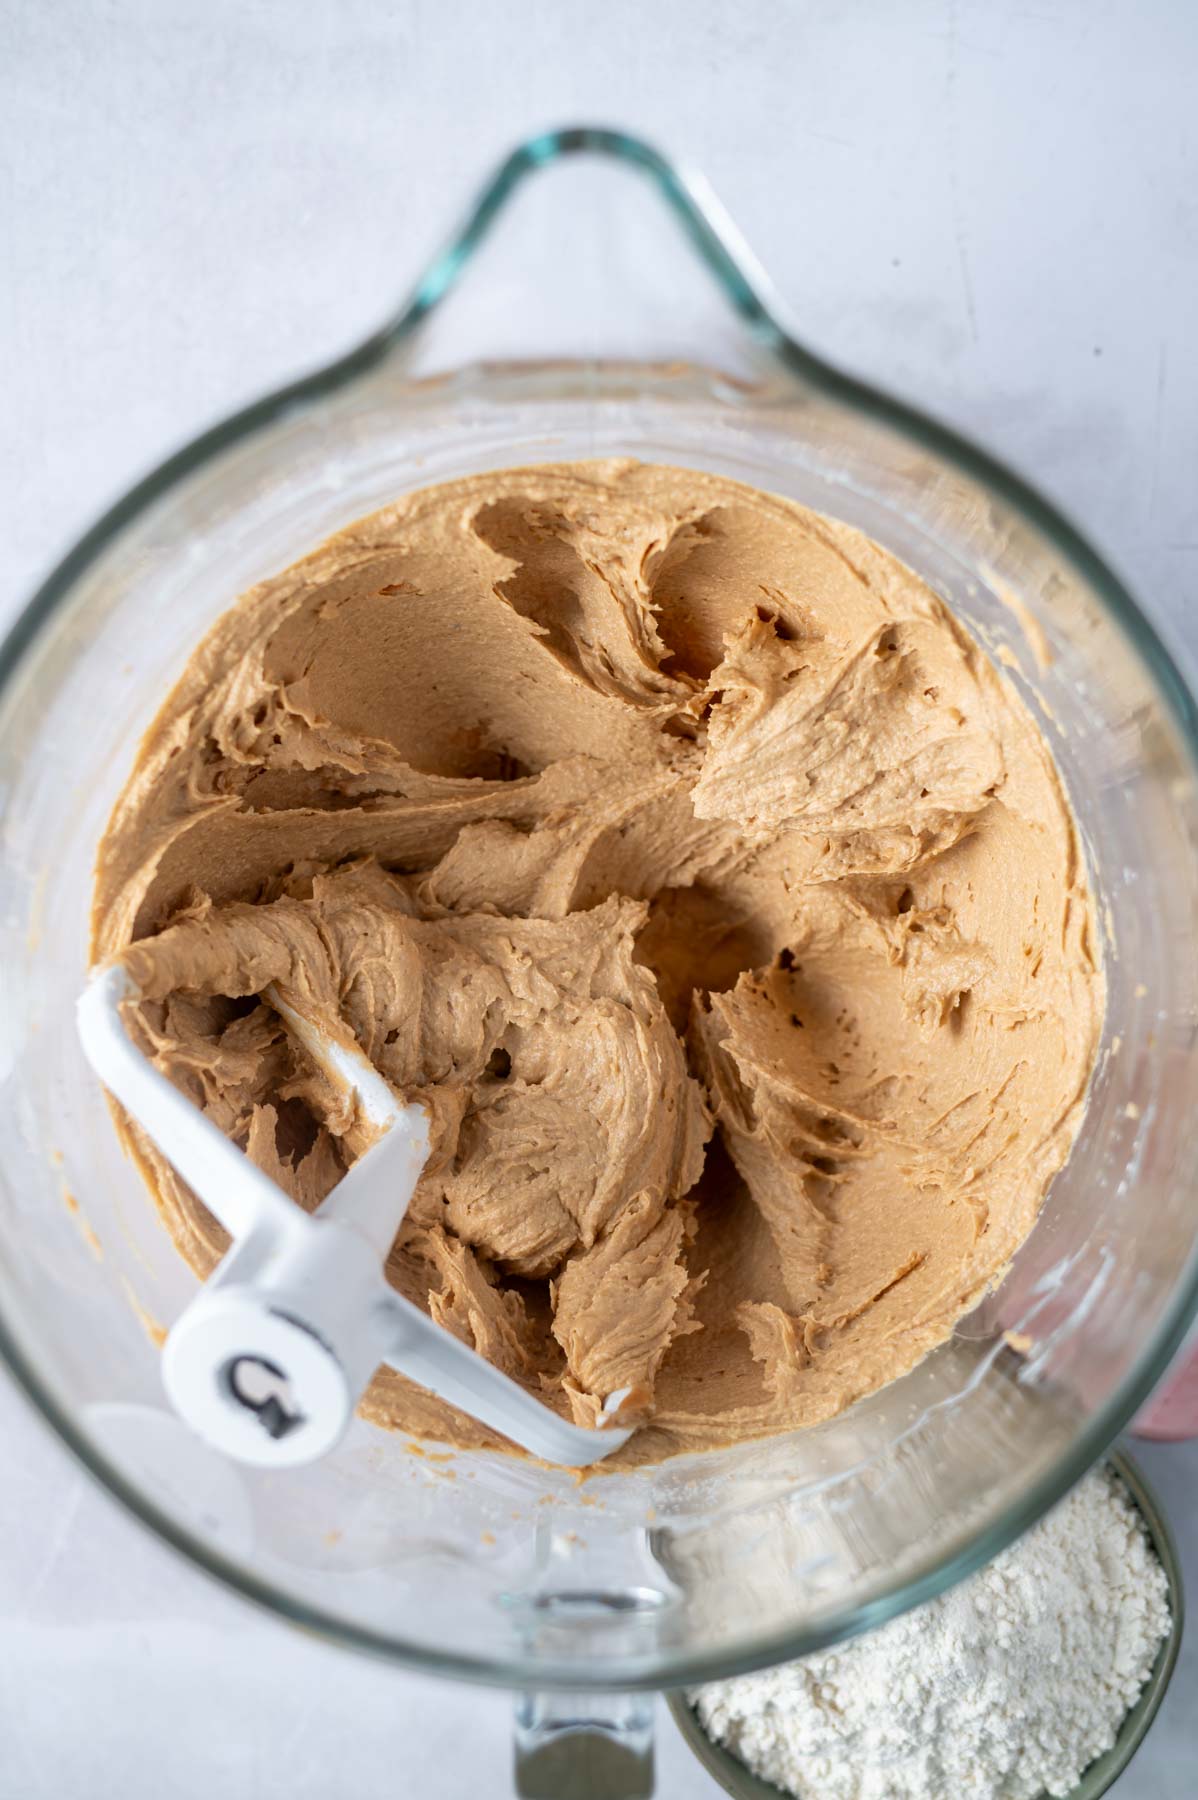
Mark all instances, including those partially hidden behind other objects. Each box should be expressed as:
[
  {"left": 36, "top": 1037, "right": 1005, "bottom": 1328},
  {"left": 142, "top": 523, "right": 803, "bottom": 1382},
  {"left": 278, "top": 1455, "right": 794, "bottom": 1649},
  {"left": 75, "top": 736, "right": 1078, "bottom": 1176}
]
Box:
[{"left": 2, "top": 124, "right": 1197, "bottom": 1691}]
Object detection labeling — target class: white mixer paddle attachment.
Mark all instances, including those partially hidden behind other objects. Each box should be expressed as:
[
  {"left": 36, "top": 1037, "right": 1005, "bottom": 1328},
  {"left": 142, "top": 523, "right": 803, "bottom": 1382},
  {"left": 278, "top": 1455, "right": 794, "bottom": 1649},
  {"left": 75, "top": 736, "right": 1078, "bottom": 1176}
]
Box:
[{"left": 76, "top": 962, "right": 635, "bottom": 1469}]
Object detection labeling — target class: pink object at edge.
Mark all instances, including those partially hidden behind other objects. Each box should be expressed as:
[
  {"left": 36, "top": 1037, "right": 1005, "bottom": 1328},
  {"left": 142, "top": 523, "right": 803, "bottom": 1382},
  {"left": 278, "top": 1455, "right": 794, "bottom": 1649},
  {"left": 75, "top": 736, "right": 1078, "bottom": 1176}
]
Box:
[{"left": 1133, "top": 1338, "right": 1198, "bottom": 1440}]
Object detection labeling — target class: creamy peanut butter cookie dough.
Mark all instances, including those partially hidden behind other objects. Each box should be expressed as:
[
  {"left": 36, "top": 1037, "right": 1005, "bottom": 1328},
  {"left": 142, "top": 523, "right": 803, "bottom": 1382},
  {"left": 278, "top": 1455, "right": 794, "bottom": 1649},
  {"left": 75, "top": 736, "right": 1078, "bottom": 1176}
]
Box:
[{"left": 93, "top": 463, "right": 1101, "bottom": 1466}]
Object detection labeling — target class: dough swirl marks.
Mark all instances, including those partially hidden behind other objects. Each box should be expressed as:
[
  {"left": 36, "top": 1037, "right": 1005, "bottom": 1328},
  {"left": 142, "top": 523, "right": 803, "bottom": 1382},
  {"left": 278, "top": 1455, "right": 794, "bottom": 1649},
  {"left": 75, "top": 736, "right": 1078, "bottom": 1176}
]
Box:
[{"left": 94, "top": 463, "right": 1101, "bottom": 1465}]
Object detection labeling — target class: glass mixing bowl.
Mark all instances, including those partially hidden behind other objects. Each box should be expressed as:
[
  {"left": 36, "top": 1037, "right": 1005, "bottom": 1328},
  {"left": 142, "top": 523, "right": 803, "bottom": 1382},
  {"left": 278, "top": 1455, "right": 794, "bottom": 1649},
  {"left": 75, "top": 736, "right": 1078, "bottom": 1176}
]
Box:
[{"left": 2, "top": 129, "right": 1197, "bottom": 1791}]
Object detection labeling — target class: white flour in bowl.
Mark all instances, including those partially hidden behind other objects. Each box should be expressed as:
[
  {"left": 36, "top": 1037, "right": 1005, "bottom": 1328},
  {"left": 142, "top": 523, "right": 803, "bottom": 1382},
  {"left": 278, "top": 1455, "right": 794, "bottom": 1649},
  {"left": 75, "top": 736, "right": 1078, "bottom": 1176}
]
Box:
[{"left": 690, "top": 1466, "right": 1170, "bottom": 1800}]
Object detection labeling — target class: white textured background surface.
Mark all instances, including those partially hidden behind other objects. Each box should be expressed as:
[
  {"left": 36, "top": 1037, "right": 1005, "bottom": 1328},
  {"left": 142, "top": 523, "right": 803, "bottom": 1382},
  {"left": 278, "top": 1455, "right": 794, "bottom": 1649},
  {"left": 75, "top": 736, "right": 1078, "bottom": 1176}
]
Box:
[{"left": 2, "top": 1, "right": 1196, "bottom": 1794}]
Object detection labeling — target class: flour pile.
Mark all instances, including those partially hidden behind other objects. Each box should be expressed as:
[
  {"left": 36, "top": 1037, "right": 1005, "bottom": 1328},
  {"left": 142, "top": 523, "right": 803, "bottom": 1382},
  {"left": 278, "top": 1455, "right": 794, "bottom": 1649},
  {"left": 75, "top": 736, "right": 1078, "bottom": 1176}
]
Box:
[{"left": 690, "top": 1466, "right": 1171, "bottom": 1800}]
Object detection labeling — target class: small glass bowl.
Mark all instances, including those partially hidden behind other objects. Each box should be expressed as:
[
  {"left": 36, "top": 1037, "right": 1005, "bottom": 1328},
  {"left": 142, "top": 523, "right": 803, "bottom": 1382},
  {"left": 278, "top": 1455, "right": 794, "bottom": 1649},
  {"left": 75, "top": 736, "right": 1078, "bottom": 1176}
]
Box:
[{"left": 668, "top": 1451, "right": 1184, "bottom": 1800}]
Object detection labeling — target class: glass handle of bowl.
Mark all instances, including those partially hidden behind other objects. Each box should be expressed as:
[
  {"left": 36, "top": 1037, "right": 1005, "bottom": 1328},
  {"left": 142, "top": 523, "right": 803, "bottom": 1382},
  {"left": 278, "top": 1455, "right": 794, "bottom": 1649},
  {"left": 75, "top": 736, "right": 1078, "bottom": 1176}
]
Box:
[
  {"left": 367, "top": 124, "right": 810, "bottom": 394},
  {"left": 513, "top": 1689, "right": 656, "bottom": 1799}
]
